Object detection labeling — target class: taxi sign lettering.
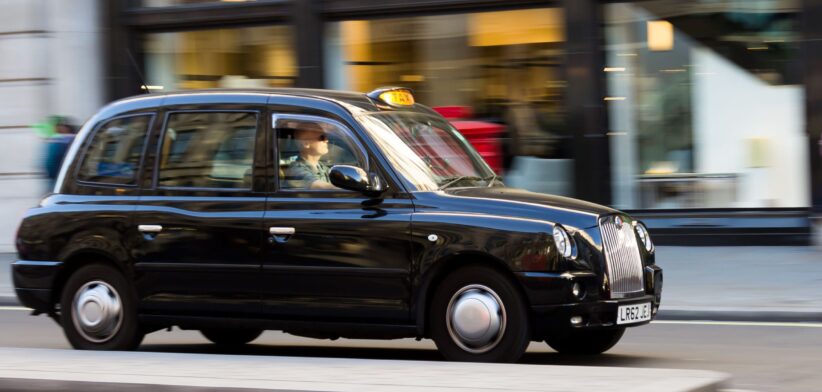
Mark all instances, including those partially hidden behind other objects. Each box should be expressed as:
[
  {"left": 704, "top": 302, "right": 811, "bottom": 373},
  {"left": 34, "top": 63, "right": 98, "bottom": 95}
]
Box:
[{"left": 379, "top": 90, "right": 415, "bottom": 106}]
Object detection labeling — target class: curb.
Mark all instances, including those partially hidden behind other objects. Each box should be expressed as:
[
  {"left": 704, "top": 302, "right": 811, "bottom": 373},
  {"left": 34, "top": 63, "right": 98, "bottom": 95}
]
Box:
[
  {"left": 657, "top": 308, "right": 822, "bottom": 323},
  {"left": 0, "top": 347, "right": 731, "bottom": 392},
  {"left": 0, "top": 296, "right": 19, "bottom": 307},
  {"left": 0, "top": 378, "right": 281, "bottom": 392}
]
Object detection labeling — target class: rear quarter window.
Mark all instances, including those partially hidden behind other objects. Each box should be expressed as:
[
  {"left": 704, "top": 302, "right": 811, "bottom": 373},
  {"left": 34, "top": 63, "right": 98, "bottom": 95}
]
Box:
[{"left": 76, "top": 115, "right": 152, "bottom": 185}]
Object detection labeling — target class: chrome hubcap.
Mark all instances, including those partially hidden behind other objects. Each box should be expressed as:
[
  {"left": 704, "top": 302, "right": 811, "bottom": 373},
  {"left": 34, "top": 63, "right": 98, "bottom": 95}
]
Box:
[
  {"left": 72, "top": 280, "right": 123, "bottom": 343},
  {"left": 446, "top": 284, "right": 506, "bottom": 354}
]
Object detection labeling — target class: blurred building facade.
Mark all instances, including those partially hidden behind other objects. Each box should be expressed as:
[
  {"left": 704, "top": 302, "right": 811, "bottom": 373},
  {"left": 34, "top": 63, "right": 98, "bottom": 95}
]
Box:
[
  {"left": 0, "top": 0, "right": 105, "bottom": 251},
  {"left": 2, "top": 0, "right": 822, "bottom": 245}
]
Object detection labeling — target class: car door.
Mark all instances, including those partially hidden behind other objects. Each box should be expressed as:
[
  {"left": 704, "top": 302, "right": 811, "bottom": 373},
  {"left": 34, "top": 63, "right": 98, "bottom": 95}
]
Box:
[
  {"left": 132, "top": 105, "right": 267, "bottom": 316},
  {"left": 261, "top": 112, "right": 415, "bottom": 322}
]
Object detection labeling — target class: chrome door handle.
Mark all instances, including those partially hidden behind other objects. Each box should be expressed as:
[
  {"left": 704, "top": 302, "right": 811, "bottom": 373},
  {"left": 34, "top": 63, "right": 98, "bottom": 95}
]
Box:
[
  {"left": 269, "top": 227, "right": 295, "bottom": 236},
  {"left": 138, "top": 225, "right": 163, "bottom": 233},
  {"left": 269, "top": 227, "right": 295, "bottom": 244}
]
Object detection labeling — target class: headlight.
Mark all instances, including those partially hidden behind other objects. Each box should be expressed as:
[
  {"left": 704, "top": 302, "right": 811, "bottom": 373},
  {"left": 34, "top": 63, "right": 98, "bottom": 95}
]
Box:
[
  {"left": 552, "top": 225, "right": 574, "bottom": 259},
  {"left": 634, "top": 222, "right": 653, "bottom": 252}
]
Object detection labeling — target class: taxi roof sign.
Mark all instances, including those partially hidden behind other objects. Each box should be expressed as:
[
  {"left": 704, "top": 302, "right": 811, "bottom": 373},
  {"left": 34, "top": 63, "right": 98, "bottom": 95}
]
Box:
[{"left": 367, "top": 87, "right": 415, "bottom": 107}]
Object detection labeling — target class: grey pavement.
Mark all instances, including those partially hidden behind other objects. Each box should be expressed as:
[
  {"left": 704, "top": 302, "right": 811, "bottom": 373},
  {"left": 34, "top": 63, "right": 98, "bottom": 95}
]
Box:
[
  {"left": 2, "top": 246, "right": 821, "bottom": 321},
  {"left": 656, "top": 246, "right": 822, "bottom": 322},
  {"left": 0, "top": 347, "right": 729, "bottom": 392}
]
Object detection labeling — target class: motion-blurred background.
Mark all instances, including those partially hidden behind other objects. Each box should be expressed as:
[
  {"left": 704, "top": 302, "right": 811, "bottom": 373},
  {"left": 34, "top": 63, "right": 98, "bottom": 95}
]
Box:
[{"left": 1, "top": 0, "right": 821, "bottom": 250}]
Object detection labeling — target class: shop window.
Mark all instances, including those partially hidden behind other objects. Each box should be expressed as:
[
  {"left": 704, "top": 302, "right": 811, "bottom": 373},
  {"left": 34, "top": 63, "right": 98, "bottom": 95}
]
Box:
[
  {"left": 325, "top": 8, "right": 570, "bottom": 173},
  {"left": 143, "top": 25, "right": 295, "bottom": 91},
  {"left": 604, "top": 0, "right": 806, "bottom": 209}
]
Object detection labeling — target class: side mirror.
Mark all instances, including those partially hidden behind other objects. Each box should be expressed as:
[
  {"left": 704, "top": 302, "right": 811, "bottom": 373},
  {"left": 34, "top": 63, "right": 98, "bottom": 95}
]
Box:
[{"left": 329, "top": 165, "right": 386, "bottom": 196}]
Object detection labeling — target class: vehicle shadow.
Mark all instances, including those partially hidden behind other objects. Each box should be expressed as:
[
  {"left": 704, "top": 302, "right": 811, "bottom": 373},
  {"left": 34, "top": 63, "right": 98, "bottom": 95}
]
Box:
[{"left": 139, "top": 343, "right": 654, "bottom": 367}]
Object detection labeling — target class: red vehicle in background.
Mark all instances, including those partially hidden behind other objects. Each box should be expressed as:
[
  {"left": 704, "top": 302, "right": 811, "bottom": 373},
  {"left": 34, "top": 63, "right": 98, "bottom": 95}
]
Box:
[{"left": 434, "top": 106, "right": 504, "bottom": 174}]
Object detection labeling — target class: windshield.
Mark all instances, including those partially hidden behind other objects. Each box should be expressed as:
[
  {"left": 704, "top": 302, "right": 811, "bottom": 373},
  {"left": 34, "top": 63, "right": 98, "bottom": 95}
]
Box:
[{"left": 358, "top": 112, "right": 498, "bottom": 191}]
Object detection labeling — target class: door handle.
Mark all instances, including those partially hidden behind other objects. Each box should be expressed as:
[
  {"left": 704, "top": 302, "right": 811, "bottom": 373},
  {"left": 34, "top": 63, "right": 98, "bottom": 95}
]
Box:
[
  {"left": 138, "top": 225, "right": 163, "bottom": 233},
  {"left": 269, "top": 227, "right": 295, "bottom": 235},
  {"left": 269, "top": 227, "right": 295, "bottom": 244}
]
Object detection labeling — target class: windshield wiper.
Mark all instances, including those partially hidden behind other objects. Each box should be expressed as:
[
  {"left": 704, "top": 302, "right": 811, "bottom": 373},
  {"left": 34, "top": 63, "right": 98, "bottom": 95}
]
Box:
[
  {"left": 438, "top": 176, "right": 482, "bottom": 190},
  {"left": 485, "top": 174, "right": 504, "bottom": 187}
]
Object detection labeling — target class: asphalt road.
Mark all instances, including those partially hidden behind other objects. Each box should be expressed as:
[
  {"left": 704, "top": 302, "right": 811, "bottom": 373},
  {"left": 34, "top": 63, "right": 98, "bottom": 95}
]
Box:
[{"left": 1, "top": 308, "right": 820, "bottom": 392}]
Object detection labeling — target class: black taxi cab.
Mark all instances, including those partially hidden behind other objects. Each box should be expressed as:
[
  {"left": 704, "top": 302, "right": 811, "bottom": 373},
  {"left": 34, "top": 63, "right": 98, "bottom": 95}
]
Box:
[{"left": 12, "top": 87, "right": 662, "bottom": 362}]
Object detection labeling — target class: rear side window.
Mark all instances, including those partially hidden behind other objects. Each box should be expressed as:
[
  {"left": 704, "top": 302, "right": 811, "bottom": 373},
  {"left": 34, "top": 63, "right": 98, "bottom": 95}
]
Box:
[
  {"left": 76, "top": 115, "right": 152, "bottom": 185},
  {"left": 157, "top": 111, "right": 257, "bottom": 190}
]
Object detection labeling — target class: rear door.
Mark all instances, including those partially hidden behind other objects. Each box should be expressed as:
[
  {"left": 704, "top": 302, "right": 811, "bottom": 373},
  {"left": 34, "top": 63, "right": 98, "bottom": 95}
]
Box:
[{"left": 132, "top": 102, "right": 268, "bottom": 316}]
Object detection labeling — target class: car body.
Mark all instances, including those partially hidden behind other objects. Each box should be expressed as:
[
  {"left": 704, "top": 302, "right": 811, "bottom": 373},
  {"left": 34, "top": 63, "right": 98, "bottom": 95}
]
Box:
[{"left": 12, "top": 87, "right": 662, "bottom": 362}]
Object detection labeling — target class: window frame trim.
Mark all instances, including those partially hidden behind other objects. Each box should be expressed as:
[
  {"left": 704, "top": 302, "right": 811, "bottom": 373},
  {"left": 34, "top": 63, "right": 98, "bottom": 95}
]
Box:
[
  {"left": 272, "top": 113, "right": 370, "bottom": 194},
  {"left": 153, "top": 109, "right": 262, "bottom": 193},
  {"left": 73, "top": 113, "right": 157, "bottom": 189}
]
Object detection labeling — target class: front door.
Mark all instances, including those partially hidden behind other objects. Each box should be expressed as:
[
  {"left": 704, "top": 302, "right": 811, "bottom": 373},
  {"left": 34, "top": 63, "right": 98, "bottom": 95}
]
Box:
[
  {"left": 261, "top": 113, "right": 414, "bottom": 322},
  {"left": 133, "top": 109, "right": 267, "bottom": 316}
]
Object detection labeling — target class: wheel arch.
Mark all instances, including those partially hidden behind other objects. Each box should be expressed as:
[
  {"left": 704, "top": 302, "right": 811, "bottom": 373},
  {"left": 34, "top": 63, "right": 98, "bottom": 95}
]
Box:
[
  {"left": 413, "top": 251, "right": 530, "bottom": 337},
  {"left": 51, "top": 249, "right": 130, "bottom": 309}
]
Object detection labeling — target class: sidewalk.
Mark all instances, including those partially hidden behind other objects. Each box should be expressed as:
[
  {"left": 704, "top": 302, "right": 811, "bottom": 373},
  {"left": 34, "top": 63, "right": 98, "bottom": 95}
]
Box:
[
  {"left": 0, "top": 347, "right": 729, "bottom": 392},
  {"left": 2, "top": 246, "right": 821, "bottom": 321},
  {"left": 656, "top": 246, "right": 822, "bottom": 322}
]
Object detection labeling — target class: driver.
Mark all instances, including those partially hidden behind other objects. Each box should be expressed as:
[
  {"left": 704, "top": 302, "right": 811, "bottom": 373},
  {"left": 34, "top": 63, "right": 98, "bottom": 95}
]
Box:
[{"left": 284, "top": 122, "right": 337, "bottom": 190}]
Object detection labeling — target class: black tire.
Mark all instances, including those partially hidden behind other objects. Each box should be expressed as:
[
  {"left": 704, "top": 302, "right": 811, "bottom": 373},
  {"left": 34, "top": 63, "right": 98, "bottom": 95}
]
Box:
[
  {"left": 429, "top": 266, "right": 530, "bottom": 363},
  {"left": 200, "top": 328, "right": 263, "bottom": 346},
  {"left": 545, "top": 327, "right": 625, "bottom": 355},
  {"left": 60, "top": 264, "right": 144, "bottom": 350}
]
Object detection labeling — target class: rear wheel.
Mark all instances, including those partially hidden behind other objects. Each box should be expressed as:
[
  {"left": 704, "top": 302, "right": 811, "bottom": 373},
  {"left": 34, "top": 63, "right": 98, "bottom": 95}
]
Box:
[
  {"left": 429, "top": 266, "right": 530, "bottom": 362},
  {"left": 60, "top": 264, "right": 144, "bottom": 350},
  {"left": 545, "top": 328, "right": 625, "bottom": 355},
  {"left": 200, "top": 328, "right": 263, "bottom": 346}
]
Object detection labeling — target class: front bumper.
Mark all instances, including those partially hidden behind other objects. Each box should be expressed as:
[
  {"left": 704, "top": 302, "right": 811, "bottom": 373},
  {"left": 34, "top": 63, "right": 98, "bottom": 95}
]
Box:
[
  {"left": 530, "top": 294, "right": 658, "bottom": 335},
  {"left": 11, "top": 260, "right": 62, "bottom": 311},
  {"left": 515, "top": 266, "right": 663, "bottom": 339}
]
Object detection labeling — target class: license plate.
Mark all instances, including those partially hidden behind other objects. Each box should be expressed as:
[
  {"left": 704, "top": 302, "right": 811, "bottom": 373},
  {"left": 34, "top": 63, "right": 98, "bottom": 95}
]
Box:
[{"left": 617, "top": 302, "right": 652, "bottom": 325}]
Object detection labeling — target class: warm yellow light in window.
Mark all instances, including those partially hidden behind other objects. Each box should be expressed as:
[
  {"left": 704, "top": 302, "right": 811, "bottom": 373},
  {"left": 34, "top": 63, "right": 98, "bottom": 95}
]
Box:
[
  {"left": 468, "top": 8, "right": 564, "bottom": 47},
  {"left": 400, "top": 74, "right": 425, "bottom": 82},
  {"left": 647, "top": 21, "right": 674, "bottom": 51},
  {"left": 340, "top": 20, "right": 373, "bottom": 92}
]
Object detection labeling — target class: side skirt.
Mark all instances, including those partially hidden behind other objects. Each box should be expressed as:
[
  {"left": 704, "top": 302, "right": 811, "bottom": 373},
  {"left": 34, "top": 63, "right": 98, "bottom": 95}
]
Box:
[{"left": 139, "top": 314, "right": 420, "bottom": 340}]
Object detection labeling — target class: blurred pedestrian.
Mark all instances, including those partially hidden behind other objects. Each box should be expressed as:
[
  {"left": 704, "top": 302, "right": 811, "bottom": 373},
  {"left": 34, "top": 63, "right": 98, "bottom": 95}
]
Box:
[{"left": 38, "top": 116, "right": 77, "bottom": 190}]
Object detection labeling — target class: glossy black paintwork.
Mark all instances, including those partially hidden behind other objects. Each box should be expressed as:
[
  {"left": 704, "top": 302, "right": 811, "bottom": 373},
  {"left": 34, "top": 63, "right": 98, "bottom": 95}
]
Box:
[
  {"left": 261, "top": 195, "right": 413, "bottom": 323},
  {"left": 14, "top": 89, "right": 661, "bottom": 339},
  {"left": 130, "top": 100, "right": 269, "bottom": 316}
]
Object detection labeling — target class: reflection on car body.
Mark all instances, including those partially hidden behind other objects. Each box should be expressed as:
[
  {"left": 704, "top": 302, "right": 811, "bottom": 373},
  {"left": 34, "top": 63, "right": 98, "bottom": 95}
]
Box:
[{"left": 12, "top": 87, "right": 662, "bottom": 363}]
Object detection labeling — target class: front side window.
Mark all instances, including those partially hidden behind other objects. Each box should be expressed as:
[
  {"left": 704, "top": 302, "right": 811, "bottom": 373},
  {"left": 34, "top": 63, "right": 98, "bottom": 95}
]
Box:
[
  {"left": 358, "top": 112, "right": 495, "bottom": 191},
  {"left": 77, "top": 115, "right": 152, "bottom": 185},
  {"left": 158, "top": 112, "right": 257, "bottom": 189},
  {"left": 276, "top": 117, "right": 366, "bottom": 191}
]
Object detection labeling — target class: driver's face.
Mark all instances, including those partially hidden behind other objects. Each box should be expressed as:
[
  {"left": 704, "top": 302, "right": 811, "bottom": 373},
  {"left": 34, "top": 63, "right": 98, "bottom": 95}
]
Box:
[{"left": 301, "top": 130, "right": 329, "bottom": 156}]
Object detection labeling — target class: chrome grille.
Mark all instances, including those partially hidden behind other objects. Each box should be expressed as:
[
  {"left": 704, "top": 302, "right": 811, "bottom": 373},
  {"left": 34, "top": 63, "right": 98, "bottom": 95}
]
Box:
[{"left": 600, "top": 216, "right": 644, "bottom": 297}]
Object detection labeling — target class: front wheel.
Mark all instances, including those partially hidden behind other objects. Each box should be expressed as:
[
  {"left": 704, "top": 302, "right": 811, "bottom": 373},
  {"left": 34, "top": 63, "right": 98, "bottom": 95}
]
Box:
[
  {"left": 429, "top": 266, "right": 530, "bottom": 362},
  {"left": 60, "top": 264, "right": 144, "bottom": 350},
  {"left": 200, "top": 328, "right": 263, "bottom": 346},
  {"left": 545, "top": 328, "right": 625, "bottom": 355}
]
